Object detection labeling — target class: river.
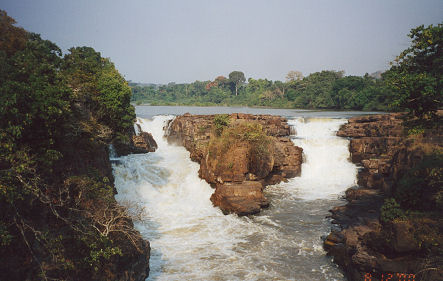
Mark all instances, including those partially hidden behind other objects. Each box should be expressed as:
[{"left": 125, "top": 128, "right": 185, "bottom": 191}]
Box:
[{"left": 112, "top": 106, "right": 377, "bottom": 280}]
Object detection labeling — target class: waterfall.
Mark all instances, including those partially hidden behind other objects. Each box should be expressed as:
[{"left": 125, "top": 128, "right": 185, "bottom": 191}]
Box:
[
  {"left": 112, "top": 115, "right": 355, "bottom": 281},
  {"left": 284, "top": 117, "right": 358, "bottom": 200}
]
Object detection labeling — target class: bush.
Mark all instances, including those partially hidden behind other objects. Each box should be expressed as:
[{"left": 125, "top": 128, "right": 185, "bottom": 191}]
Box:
[
  {"left": 395, "top": 152, "right": 442, "bottom": 211},
  {"left": 380, "top": 198, "right": 406, "bottom": 223},
  {"left": 209, "top": 121, "right": 272, "bottom": 161},
  {"left": 213, "top": 114, "right": 230, "bottom": 136}
]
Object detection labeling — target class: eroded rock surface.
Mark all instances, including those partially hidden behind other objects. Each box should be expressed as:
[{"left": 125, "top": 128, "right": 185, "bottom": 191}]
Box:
[
  {"left": 325, "top": 113, "right": 443, "bottom": 281},
  {"left": 132, "top": 131, "right": 157, "bottom": 153},
  {"left": 167, "top": 113, "right": 302, "bottom": 215}
]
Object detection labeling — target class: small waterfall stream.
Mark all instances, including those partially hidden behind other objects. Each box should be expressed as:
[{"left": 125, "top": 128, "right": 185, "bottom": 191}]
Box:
[{"left": 112, "top": 115, "right": 357, "bottom": 281}]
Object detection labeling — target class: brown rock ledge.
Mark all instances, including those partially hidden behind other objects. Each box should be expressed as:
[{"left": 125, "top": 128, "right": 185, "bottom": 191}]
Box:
[{"left": 324, "top": 113, "right": 443, "bottom": 281}]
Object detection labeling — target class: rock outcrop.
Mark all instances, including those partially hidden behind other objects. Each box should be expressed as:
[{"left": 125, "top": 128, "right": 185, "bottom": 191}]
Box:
[
  {"left": 167, "top": 113, "right": 303, "bottom": 215},
  {"left": 324, "top": 113, "right": 443, "bottom": 281},
  {"left": 113, "top": 124, "right": 157, "bottom": 156},
  {"left": 132, "top": 132, "right": 157, "bottom": 153}
]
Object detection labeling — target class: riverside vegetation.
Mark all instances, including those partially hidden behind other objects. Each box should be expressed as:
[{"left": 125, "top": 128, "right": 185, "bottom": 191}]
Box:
[
  {"left": 1, "top": 6, "right": 441, "bottom": 280},
  {"left": 131, "top": 70, "right": 393, "bottom": 110},
  {"left": 131, "top": 23, "right": 441, "bottom": 124},
  {"left": 0, "top": 11, "right": 150, "bottom": 280}
]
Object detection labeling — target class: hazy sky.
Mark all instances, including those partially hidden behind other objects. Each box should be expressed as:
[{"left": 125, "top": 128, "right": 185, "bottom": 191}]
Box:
[{"left": 2, "top": 0, "right": 442, "bottom": 83}]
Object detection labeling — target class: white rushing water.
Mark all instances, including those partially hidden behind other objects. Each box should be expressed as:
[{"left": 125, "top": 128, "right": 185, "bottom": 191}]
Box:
[
  {"left": 112, "top": 115, "right": 357, "bottom": 281},
  {"left": 284, "top": 118, "right": 358, "bottom": 200}
]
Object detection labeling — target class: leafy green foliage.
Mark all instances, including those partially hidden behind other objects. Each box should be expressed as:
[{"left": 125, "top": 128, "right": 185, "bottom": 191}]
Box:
[
  {"left": 213, "top": 114, "right": 230, "bottom": 136},
  {"left": 0, "top": 10, "right": 142, "bottom": 280},
  {"left": 228, "top": 71, "right": 246, "bottom": 96},
  {"left": 62, "top": 47, "right": 135, "bottom": 137},
  {"left": 384, "top": 23, "right": 442, "bottom": 128},
  {"left": 131, "top": 23, "right": 441, "bottom": 116},
  {"left": 0, "top": 222, "right": 12, "bottom": 246},
  {"left": 131, "top": 70, "right": 391, "bottom": 110},
  {"left": 86, "top": 244, "right": 122, "bottom": 271},
  {"left": 380, "top": 198, "right": 406, "bottom": 223},
  {"left": 395, "top": 152, "right": 443, "bottom": 211},
  {"left": 97, "top": 60, "right": 135, "bottom": 134}
]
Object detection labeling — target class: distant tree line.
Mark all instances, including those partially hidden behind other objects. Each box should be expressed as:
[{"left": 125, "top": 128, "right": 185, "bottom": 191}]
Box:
[
  {"left": 132, "top": 22, "right": 442, "bottom": 117},
  {"left": 131, "top": 69, "right": 394, "bottom": 111}
]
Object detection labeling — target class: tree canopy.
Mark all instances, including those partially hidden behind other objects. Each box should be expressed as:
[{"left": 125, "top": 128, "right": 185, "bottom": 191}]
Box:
[
  {"left": 132, "top": 70, "right": 391, "bottom": 111},
  {"left": 0, "top": 10, "right": 139, "bottom": 280},
  {"left": 228, "top": 71, "right": 246, "bottom": 96},
  {"left": 384, "top": 22, "right": 442, "bottom": 128}
]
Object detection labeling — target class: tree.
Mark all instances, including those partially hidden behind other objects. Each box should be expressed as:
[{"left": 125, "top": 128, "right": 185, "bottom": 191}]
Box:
[
  {"left": 62, "top": 46, "right": 103, "bottom": 103},
  {"left": 273, "top": 80, "right": 287, "bottom": 97},
  {"left": 97, "top": 59, "right": 135, "bottom": 135},
  {"left": 384, "top": 22, "right": 442, "bottom": 128},
  {"left": 228, "top": 71, "right": 245, "bottom": 96},
  {"left": 286, "top": 70, "right": 303, "bottom": 82},
  {"left": 0, "top": 10, "right": 27, "bottom": 56},
  {"left": 0, "top": 12, "right": 146, "bottom": 280}
]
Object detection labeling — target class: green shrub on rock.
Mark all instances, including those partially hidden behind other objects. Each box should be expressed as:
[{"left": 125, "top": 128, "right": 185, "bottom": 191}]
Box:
[
  {"left": 395, "top": 152, "right": 442, "bottom": 211},
  {"left": 213, "top": 114, "right": 230, "bottom": 136},
  {"left": 380, "top": 198, "right": 406, "bottom": 223}
]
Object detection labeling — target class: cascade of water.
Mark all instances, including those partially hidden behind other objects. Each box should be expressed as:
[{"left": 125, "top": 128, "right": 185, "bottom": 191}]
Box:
[
  {"left": 112, "top": 115, "right": 354, "bottom": 281},
  {"left": 284, "top": 118, "right": 358, "bottom": 200}
]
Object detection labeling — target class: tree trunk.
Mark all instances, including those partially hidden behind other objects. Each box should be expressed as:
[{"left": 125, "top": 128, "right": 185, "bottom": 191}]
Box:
[{"left": 235, "top": 85, "right": 238, "bottom": 96}]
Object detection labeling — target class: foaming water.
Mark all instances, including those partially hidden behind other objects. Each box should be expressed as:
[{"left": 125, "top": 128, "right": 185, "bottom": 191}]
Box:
[
  {"left": 285, "top": 118, "right": 358, "bottom": 200},
  {"left": 112, "top": 115, "right": 355, "bottom": 281}
]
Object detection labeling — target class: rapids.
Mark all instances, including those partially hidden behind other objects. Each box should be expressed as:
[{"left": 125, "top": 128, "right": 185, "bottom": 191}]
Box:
[{"left": 112, "top": 115, "right": 357, "bottom": 281}]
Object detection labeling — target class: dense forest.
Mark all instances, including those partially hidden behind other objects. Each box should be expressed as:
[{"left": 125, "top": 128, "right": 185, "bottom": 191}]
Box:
[
  {"left": 131, "top": 70, "right": 394, "bottom": 111},
  {"left": 0, "top": 10, "right": 149, "bottom": 280}
]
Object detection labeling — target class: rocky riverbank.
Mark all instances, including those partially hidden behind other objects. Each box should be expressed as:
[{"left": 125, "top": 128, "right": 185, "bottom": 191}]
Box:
[
  {"left": 324, "top": 113, "right": 442, "bottom": 281},
  {"left": 167, "top": 113, "right": 303, "bottom": 215}
]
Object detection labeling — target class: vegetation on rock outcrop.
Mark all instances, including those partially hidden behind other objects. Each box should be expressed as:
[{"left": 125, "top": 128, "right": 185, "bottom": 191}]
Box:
[{"left": 167, "top": 113, "right": 303, "bottom": 215}]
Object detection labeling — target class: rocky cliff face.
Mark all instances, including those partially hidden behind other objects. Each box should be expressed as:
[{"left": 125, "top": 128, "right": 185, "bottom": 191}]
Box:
[
  {"left": 0, "top": 119, "right": 152, "bottom": 281},
  {"left": 49, "top": 125, "right": 152, "bottom": 281},
  {"left": 167, "top": 113, "right": 303, "bottom": 215},
  {"left": 325, "top": 113, "right": 442, "bottom": 281}
]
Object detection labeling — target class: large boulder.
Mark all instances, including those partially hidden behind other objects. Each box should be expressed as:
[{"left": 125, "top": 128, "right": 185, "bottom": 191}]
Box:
[
  {"left": 132, "top": 132, "right": 157, "bottom": 153},
  {"left": 210, "top": 181, "right": 269, "bottom": 216}
]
